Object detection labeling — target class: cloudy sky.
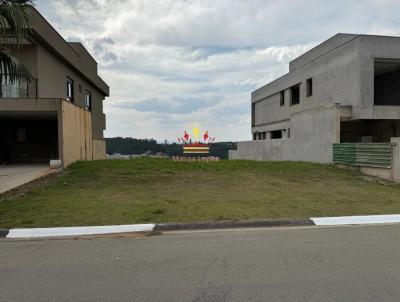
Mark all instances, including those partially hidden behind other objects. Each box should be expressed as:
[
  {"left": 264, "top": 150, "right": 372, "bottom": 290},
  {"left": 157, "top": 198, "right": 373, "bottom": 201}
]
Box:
[{"left": 35, "top": 0, "right": 400, "bottom": 142}]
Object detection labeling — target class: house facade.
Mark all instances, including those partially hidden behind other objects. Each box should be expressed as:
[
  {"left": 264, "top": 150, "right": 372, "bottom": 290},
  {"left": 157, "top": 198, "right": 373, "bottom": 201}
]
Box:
[
  {"left": 0, "top": 8, "right": 109, "bottom": 167},
  {"left": 230, "top": 34, "right": 400, "bottom": 164}
]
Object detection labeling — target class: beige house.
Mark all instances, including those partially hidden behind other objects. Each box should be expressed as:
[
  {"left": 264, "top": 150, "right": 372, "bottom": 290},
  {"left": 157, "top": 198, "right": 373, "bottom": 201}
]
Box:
[{"left": 0, "top": 8, "right": 109, "bottom": 167}]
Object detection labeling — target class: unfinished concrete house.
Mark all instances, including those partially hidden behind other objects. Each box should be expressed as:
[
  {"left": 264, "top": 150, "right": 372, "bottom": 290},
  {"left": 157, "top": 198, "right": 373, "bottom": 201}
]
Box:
[
  {"left": 0, "top": 8, "right": 109, "bottom": 167},
  {"left": 230, "top": 34, "right": 400, "bottom": 182}
]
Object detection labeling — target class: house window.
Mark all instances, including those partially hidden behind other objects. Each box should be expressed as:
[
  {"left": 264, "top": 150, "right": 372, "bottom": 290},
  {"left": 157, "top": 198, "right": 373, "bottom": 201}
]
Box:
[
  {"left": 85, "top": 90, "right": 92, "bottom": 111},
  {"left": 290, "top": 84, "right": 300, "bottom": 105},
  {"left": 67, "top": 78, "right": 74, "bottom": 102},
  {"left": 306, "top": 78, "right": 313, "bottom": 97},
  {"left": 271, "top": 130, "right": 282, "bottom": 139},
  {"left": 280, "top": 91, "right": 285, "bottom": 106}
]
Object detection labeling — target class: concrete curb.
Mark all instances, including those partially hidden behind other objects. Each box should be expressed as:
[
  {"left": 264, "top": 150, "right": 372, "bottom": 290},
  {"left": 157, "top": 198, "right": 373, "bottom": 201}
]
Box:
[
  {"left": 0, "top": 229, "right": 9, "bottom": 238},
  {"left": 3, "top": 214, "right": 400, "bottom": 239},
  {"left": 311, "top": 214, "right": 400, "bottom": 226},
  {"left": 6, "top": 224, "right": 155, "bottom": 239},
  {"left": 154, "top": 218, "right": 314, "bottom": 232}
]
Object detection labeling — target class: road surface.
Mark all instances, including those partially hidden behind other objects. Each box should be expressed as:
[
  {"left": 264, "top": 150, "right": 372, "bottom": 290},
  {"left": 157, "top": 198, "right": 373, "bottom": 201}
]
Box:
[{"left": 1, "top": 224, "right": 400, "bottom": 301}]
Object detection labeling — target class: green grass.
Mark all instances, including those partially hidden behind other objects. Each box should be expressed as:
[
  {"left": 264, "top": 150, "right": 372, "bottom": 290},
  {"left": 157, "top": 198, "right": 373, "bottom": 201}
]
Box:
[{"left": 1, "top": 158, "right": 400, "bottom": 228}]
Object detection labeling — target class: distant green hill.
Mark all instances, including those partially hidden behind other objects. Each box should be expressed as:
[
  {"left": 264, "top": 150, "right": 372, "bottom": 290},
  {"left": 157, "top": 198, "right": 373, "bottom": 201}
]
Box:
[{"left": 105, "top": 137, "right": 237, "bottom": 159}]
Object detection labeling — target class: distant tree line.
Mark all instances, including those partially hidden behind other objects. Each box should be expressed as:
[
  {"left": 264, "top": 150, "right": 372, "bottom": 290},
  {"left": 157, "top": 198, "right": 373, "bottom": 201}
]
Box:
[{"left": 105, "top": 137, "right": 237, "bottom": 159}]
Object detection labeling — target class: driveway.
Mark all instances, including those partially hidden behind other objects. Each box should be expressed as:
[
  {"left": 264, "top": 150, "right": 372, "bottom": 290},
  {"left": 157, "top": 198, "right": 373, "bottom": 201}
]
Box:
[
  {"left": 1, "top": 224, "right": 400, "bottom": 301},
  {"left": 0, "top": 164, "right": 50, "bottom": 194}
]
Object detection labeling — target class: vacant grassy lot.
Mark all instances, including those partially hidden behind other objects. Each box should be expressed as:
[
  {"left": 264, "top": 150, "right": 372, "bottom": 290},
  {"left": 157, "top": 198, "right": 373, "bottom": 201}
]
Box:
[{"left": 1, "top": 158, "right": 400, "bottom": 228}]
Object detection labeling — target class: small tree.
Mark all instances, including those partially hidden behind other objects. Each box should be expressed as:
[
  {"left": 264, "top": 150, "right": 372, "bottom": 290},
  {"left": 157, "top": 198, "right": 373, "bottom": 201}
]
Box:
[{"left": 0, "top": 0, "right": 33, "bottom": 85}]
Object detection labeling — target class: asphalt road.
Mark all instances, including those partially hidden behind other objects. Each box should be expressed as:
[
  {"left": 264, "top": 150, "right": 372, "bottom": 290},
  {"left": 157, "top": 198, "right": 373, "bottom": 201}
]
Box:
[{"left": 1, "top": 225, "right": 400, "bottom": 302}]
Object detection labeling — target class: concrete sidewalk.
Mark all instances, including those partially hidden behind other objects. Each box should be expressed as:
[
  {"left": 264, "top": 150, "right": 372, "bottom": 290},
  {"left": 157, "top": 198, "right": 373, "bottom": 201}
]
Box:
[{"left": 0, "top": 164, "right": 51, "bottom": 194}]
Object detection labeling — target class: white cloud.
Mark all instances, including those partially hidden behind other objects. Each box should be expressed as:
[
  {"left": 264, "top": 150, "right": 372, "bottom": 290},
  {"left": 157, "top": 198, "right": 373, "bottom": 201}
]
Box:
[{"left": 35, "top": 0, "right": 400, "bottom": 141}]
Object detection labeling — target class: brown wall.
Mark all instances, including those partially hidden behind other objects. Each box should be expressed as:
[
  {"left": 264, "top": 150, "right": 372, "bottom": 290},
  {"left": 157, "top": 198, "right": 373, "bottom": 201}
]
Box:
[
  {"left": 35, "top": 43, "right": 106, "bottom": 140},
  {"left": 30, "top": 9, "right": 109, "bottom": 95},
  {"left": 13, "top": 42, "right": 106, "bottom": 140},
  {"left": 10, "top": 8, "right": 109, "bottom": 141}
]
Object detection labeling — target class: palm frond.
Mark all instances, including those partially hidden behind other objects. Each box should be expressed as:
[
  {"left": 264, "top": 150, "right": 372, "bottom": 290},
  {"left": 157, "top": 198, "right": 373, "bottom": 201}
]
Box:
[
  {"left": 0, "top": 1, "right": 33, "bottom": 83},
  {"left": 0, "top": 0, "right": 34, "bottom": 49},
  {"left": 0, "top": 46, "right": 31, "bottom": 83}
]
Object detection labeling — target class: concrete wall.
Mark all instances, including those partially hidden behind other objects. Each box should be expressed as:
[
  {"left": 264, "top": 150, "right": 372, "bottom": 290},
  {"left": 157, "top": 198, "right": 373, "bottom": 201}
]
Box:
[
  {"left": 289, "top": 34, "right": 358, "bottom": 72},
  {"left": 357, "top": 36, "right": 400, "bottom": 119},
  {"left": 251, "top": 35, "right": 364, "bottom": 134},
  {"left": 236, "top": 34, "right": 400, "bottom": 166},
  {"left": 35, "top": 43, "right": 106, "bottom": 139},
  {"left": 231, "top": 104, "right": 341, "bottom": 163},
  {"left": 391, "top": 137, "right": 400, "bottom": 182},
  {"left": 251, "top": 34, "right": 400, "bottom": 136}
]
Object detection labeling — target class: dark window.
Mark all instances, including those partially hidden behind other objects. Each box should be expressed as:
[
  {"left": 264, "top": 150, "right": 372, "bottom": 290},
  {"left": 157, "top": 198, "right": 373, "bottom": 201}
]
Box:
[
  {"left": 287, "top": 128, "right": 291, "bottom": 138},
  {"left": 374, "top": 59, "right": 400, "bottom": 105},
  {"left": 251, "top": 103, "right": 255, "bottom": 127},
  {"left": 253, "top": 133, "right": 257, "bottom": 140},
  {"left": 306, "top": 78, "right": 313, "bottom": 97},
  {"left": 290, "top": 84, "right": 300, "bottom": 105},
  {"left": 67, "top": 78, "right": 74, "bottom": 102},
  {"left": 85, "top": 90, "right": 92, "bottom": 111},
  {"left": 271, "top": 130, "right": 282, "bottom": 139},
  {"left": 261, "top": 132, "right": 266, "bottom": 140},
  {"left": 280, "top": 91, "right": 285, "bottom": 106},
  {"left": 79, "top": 84, "right": 82, "bottom": 93}
]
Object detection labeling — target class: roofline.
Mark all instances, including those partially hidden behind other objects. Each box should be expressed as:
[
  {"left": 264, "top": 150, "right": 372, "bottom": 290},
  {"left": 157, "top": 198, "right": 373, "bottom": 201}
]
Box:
[
  {"left": 30, "top": 7, "right": 110, "bottom": 97},
  {"left": 68, "top": 42, "right": 97, "bottom": 63},
  {"left": 252, "top": 33, "right": 361, "bottom": 97},
  {"left": 288, "top": 33, "right": 358, "bottom": 69}
]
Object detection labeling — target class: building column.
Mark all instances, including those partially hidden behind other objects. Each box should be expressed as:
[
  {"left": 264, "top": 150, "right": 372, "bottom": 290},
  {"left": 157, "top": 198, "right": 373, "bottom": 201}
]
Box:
[{"left": 391, "top": 137, "right": 400, "bottom": 183}]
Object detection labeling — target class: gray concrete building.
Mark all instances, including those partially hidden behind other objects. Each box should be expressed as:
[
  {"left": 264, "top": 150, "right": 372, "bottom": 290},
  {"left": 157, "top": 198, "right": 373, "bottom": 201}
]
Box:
[
  {"left": 0, "top": 8, "right": 109, "bottom": 167},
  {"left": 230, "top": 34, "right": 400, "bottom": 169}
]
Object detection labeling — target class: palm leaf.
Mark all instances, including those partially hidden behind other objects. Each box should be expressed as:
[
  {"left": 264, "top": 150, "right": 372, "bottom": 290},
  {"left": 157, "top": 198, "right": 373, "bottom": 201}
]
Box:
[
  {"left": 0, "top": 46, "right": 30, "bottom": 83},
  {"left": 0, "top": 0, "right": 33, "bottom": 47},
  {"left": 0, "top": 0, "right": 33, "bottom": 83}
]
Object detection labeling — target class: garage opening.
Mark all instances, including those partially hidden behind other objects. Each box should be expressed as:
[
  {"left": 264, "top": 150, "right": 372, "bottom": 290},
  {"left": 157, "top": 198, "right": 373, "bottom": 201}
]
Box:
[
  {"left": 374, "top": 59, "right": 400, "bottom": 105},
  {"left": 0, "top": 113, "right": 59, "bottom": 164},
  {"left": 340, "top": 119, "right": 400, "bottom": 143}
]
